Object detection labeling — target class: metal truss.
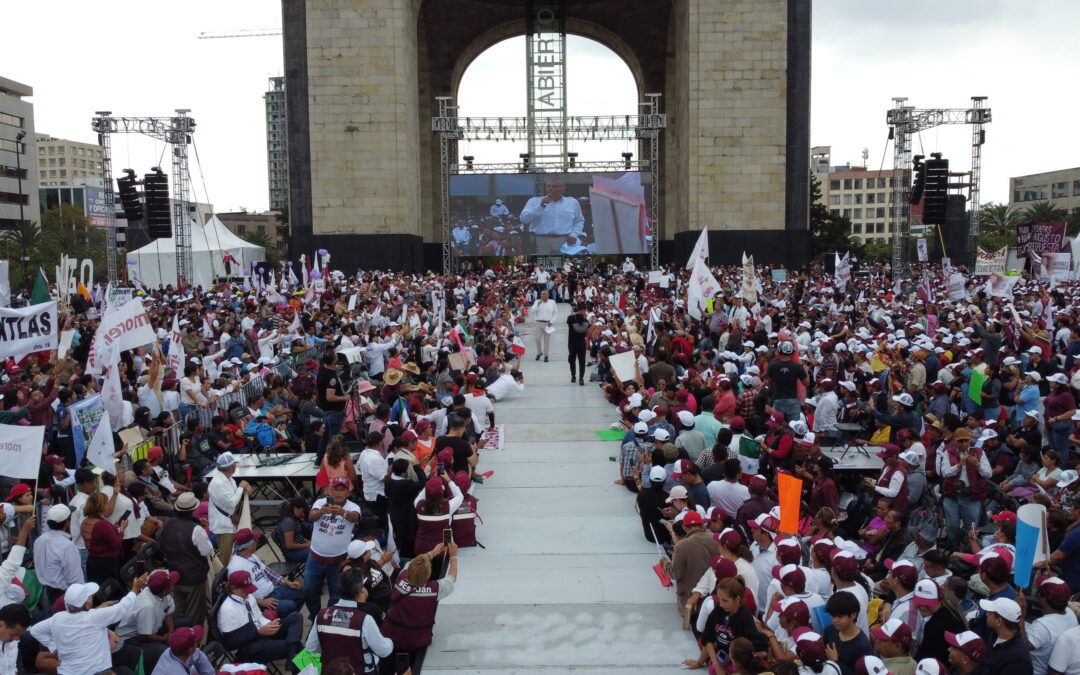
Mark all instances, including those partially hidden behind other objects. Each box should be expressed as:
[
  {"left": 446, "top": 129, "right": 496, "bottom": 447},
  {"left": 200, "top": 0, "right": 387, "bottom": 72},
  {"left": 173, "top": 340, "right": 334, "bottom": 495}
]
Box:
[
  {"left": 92, "top": 110, "right": 196, "bottom": 286},
  {"left": 886, "top": 97, "right": 990, "bottom": 275},
  {"left": 452, "top": 160, "right": 651, "bottom": 173},
  {"left": 431, "top": 113, "right": 667, "bottom": 142}
]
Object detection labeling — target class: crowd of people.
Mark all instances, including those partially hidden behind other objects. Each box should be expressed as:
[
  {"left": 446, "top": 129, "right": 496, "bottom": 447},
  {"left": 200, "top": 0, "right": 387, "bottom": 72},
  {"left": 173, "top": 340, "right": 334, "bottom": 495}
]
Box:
[{"left": 1, "top": 252, "right": 1080, "bottom": 675}]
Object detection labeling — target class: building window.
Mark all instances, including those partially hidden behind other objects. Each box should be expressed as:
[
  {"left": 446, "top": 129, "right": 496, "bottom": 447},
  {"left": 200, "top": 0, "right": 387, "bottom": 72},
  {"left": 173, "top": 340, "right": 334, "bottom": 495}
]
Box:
[
  {"left": 0, "top": 112, "right": 24, "bottom": 127},
  {"left": 843, "top": 194, "right": 852, "bottom": 205},
  {"left": 236, "top": 224, "right": 246, "bottom": 235},
  {"left": 853, "top": 208, "right": 862, "bottom": 219},
  {"left": 854, "top": 194, "right": 863, "bottom": 205},
  {"left": 843, "top": 179, "right": 852, "bottom": 190},
  {"left": 843, "top": 209, "right": 852, "bottom": 218},
  {"left": 1052, "top": 182, "right": 1068, "bottom": 199},
  {"left": 853, "top": 179, "right": 862, "bottom": 190},
  {"left": 830, "top": 209, "right": 840, "bottom": 216},
  {"left": 49, "top": 170, "right": 56, "bottom": 177},
  {"left": 59, "top": 170, "right": 66, "bottom": 177},
  {"left": 876, "top": 223, "right": 885, "bottom": 233},
  {"left": 0, "top": 166, "right": 27, "bottom": 180},
  {"left": 58, "top": 158, "right": 65, "bottom": 167},
  {"left": 1020, "top": 186, "right": 1046, "bottom": 201},
  {"left": 38, "top": 146, "right": 45, "bottom": 155},
  {"left": 878, "top": 192, "right": 886, "bottom": 202},
  {"left": 853, "top": 223, "right": 862, "bottom": 234},
  {"left": 829, "top": 195, "right": 840, "bottom": 205},
  {"left": 877, "top": 208, "right": 886, "bottom": 218},
  {"left": 0, "top": 191, "right": 29, "bottom": 206},
  {"left": 867, "top": 193, "right": 875, "bottom": 204},
  {"left": 57, "top": 146, "right": 64, "bottom": 154},
  {"left": 888, "top": 223, "right": 895, "bottom": 233}
]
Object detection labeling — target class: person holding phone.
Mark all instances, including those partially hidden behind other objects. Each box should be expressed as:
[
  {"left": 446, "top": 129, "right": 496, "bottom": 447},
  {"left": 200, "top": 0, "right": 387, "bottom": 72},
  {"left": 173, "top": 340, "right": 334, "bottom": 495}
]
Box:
[
  {"left": 382, "top": 541, "right": 459, "bottom": 670},
  {"left": 412, "top": 474, "right": 463, "bottom": 574},
  {"left": 306, "top": 566, "right": 394, "bottom": 674}
]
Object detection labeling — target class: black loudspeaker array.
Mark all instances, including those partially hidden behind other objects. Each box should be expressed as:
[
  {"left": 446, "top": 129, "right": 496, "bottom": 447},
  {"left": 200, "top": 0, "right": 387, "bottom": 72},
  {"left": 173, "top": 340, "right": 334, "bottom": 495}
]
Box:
[{"left": 144, "top": 168, "right": 171, "bottom": 240}]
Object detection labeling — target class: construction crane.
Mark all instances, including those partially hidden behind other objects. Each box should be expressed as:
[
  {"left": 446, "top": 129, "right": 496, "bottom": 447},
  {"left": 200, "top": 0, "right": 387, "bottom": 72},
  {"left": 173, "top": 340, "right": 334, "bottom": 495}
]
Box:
[{"left": 198, "top": 28, "right": 281, "bottom": 39}]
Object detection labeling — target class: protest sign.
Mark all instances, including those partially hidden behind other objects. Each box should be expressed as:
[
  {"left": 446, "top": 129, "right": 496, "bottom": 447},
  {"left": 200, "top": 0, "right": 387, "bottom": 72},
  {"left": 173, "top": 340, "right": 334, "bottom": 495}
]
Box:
[
  {"left": 1013, "top": 503, "right": 1049, "bottom": 588},
  {"left": 947, "top": 273, "right": 966, "bottom": 302},
  {"left": 69, "top": 394, "right": 106, "bottom": 464},
  {"left": 86, "top": 297, "right": 154, "bottom": 374},
  {"left": 1016, "top": 221, "right": 1066, "bottom": 259},
  {"left": 916, "top": 238, "right": 928, "bottom": 262},
  {"left": 0, "top": 301, "right": 58, "bottom": 359},
  {"left": 740, "top": 253, "right": 757, "bottom": 304},
  {"left": 608, "top": 350, "right": 638, "bottom": 383},
  {"left": 984, "top": 271, "right": 1018, "bottom": 300},
  {"left": 777, "top": 473, "right": 802, "bottom": 535},
  {"left": 687, "top": 257, "right": 720, "bottom": 319},
  {"left": 85, "top": 413, "right": 115, "bottom": 470},
  {"left": 0, "top": 425, "right": 46, "bottom": 479},
  {"left": 771, "top": 269, "right": 787, "bottom": 283},
  {"left": 834, "top": 252, "right": 851, "bottom": 291},
  {"left": 974, "top": 246, "right": 1007, "bottom": 275},
  {"left": 1048, "top": 251, "right": 1072, "bottom": 281}
]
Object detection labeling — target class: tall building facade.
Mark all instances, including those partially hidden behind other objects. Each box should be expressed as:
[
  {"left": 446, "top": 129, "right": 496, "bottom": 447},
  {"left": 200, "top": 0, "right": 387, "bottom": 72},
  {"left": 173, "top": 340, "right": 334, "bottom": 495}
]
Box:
[
  {"left": 813, "top": 147, "right": 900, "bottom": 245},
  {"left": 0, "top": 76, "right": 39, "bottom": 230},
  {"left": 265, "top": 77, "right": 288, "bottom": 212},
  {"left": 34, "top": 134, "right": 105, "bottom": 188},
  {"left": 1009, "top": 167, "right": 1080, "bottom": 214}
]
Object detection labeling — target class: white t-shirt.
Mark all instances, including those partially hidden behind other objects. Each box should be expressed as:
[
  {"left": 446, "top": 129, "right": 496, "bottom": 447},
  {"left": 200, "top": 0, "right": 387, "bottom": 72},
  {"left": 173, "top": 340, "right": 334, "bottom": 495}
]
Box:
[
  {"left": 707, "top": 480, "right": 750, "bottom": 516},
  {"left": 310, "top": 498, "right": 362, "bottom": 558},
  {"left": 1049, "top": 625, "right": 1080, "bottom": 675},
  {"left": 1029, "top": 610, "right": 1079, "bottom": 675}
]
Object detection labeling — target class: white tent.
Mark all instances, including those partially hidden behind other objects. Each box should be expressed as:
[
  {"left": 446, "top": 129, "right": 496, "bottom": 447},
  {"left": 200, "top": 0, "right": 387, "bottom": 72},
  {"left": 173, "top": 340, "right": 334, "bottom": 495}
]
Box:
[{"left": 127, "top": 215, "right": 265, "bottom": 288}]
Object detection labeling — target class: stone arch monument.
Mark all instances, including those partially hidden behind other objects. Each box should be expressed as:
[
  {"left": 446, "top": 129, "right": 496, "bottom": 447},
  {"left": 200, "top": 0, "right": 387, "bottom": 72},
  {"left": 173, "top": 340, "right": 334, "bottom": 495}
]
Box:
[{"left": 283, "top": 0, "right": 811, "bottom": 271}]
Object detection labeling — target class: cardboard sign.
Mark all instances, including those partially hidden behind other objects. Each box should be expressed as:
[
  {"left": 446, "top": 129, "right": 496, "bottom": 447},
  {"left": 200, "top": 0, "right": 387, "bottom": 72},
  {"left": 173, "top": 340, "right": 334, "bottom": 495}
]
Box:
[{"left": 608, "top": 350, "right": 638, "bottom": 383}]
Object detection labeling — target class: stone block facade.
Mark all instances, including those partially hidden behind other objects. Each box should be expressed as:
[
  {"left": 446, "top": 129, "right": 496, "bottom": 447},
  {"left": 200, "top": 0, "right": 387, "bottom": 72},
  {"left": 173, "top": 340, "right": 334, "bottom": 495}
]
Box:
[{"left": 284, "top": 0, "right": 810, "bottom": 270}]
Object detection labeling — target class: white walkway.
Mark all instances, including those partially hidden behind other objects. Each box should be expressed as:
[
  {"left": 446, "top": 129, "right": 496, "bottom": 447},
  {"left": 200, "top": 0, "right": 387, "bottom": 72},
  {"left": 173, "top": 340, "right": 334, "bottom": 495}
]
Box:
[{"left": 422, "top": 323, "right": 697, "bottom": 673}]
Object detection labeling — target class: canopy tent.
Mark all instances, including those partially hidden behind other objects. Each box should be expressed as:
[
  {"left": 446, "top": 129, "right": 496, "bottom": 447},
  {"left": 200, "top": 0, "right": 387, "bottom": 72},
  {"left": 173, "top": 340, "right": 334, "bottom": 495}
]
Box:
[{"left": 126, "top": 215, "right": 265, "bottom": 288}]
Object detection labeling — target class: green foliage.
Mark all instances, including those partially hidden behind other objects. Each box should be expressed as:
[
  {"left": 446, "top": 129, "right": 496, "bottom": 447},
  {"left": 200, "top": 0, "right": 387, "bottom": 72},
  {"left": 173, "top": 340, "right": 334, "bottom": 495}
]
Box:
[
  {"left": 1021, "top": 200, "right": 1067, "bottom": 224},
  {"left": 809, "top": 173, "right": 863, "bottom": 262},
  {"left": 862, "top": 240, "right": 892, "bottom": 262},
  {"left": 0, "top": 205, "right": 108, "bottom": 292},
  {"left": 242, "top": 230, "right": 282, "bottom": 268},
  {"left": 978, "top": 202, "right": 1021, "bottom": 252}
]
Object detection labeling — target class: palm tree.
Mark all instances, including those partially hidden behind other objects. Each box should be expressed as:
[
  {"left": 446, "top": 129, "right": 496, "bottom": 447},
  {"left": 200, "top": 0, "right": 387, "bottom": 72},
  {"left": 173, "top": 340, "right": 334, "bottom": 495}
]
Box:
[
  {"left": 1021, "top": 200, "right": 1067, "bottom": 224},
  {"left": 242, "top": 230, "right": 282, "bottom": 268},
  {"left": 0, "top": 220, "right": 44, "bottom": 286},
  {"left": 978, "top": 203, "right": 1021, "bottom": 251}
]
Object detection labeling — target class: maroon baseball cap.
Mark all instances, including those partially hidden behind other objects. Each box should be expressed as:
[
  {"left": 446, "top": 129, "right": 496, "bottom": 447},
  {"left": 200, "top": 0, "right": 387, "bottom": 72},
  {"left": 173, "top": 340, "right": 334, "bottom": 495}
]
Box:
[
  {"left": 773, "top": 563, "right": 807, "bottom": 592},
  {"left": 748, "top": 475, "right": 768, "bottom": 493},
  {"left": 671, "top": 459, "right": 694, "bottom": 478},
  {"left": 1038, "top": 577, "right": 1071, "bottom": 608},
  {"left": 796, "top": 631, "right": 826, "bottom": 662},
  {"left": 147, "top": 569, "right": 180, "bottom": 593},
  {"left": 234, "top": 528, "right": 258, "bottom": 547},
  {"left": 771, "top": 596, "right": 810, "bottom": 624},
  {"left": 228, "top": 570, "right": 258, "bottom": 594},
  {"left": 709, "top": 556, "right": 738, "bottom": 579},
  {"left": 830, "top": 550, "right": 860, "bottom": 580},
  {"left": 876, "top": 443, "right": 902, "bottom": 460},
  {"left": 945, "top": 631, "right": 986, "bottom": 662},
  {"left": 886, "top": 559, "right": 918, "bottom": 588},
  {"left": 775, "top": 538, "right": 802, "bottom": 564},
  {"left": 168, "top": 625, "right": 205, "bottom": 652},
  {"left": 729, "top": 416, "right": 747, "bottom": 431},
  {"left": 719, "top": 528, "right": 743, "bottom": 550}
]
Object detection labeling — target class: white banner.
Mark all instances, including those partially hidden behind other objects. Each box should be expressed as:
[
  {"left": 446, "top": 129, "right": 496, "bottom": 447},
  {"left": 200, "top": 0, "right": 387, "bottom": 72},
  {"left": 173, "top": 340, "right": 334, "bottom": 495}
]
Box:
[
  {"left": 985, "top": 271, "right": 1019, "bottom": 300},
  {"left": 86, "top": 298, "right": 154, "bottom": 375},
  {"left": 740, "top": 253, "right": 757, "bottom": 304},
  {"left": 1048, "top": 251, "right": 1072, "bottom": 281},
  {"left": 686, "top": 227, "right": 709, "bottom": 270},
  {"left": 0, "top": 301, "right": 58, "bottom": 360},
  {"left": 835, "top": 252, "right": 851, "bottom": 292},
  {"left": 85, "top": 412, "right": 115, "bottom": 470},
  {"left": 0, "top": 425, "right": 46, "bottom": 479},
  {"left": 168, "top": 313, "right": 184, "bottom": 376},
  {"left": 916, "top": 238, "right": 928, "bottom": 262},
  {"left": 947, "top": 273, "right": 966, "bottom": 302},
  {"left": 0, "top": 260, "right": 8, "bottom": 307},
  {"left": 974, "top": 246, "right": 1008, "bottom": 276},
  {"left": 941, "top": 257, "right": 952, "bottom": 277},
  {"left": 687, "top": 258, "right": 720, "bottom": 320}
]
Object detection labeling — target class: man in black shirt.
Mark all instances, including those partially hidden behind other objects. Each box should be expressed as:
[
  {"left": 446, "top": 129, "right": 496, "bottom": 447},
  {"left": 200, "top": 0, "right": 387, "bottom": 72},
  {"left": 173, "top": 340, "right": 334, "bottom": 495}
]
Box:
[
  {"left": 435, "top": 415, "right": 475, "bottom": 475},
  {"left": 766, "top": 341, "right": 808, "bottom": 423},
  {"left": 566, "top": 303, "right": 589, "bottom": 385},
  {"left": 315, "top": 351, "right": 347, "bottom": 464}
]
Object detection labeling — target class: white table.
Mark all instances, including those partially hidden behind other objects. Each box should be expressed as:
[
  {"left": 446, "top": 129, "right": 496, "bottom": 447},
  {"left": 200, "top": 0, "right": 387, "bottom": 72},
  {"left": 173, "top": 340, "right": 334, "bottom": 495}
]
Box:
[
  {"left": 820, "top": 444, "right": 884, "bottom": 472},
  {"left": 233, "top": 452, "right": 320, "bottom": 506}
]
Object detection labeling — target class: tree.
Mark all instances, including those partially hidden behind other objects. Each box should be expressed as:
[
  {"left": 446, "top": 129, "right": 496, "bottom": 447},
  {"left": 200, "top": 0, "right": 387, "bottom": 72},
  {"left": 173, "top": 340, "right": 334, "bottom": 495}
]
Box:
[
  {"left": 242, "top": 230, "right": 282, "bottom": 268},
  {"left": 275, "top": 205, "right": 290, "bottom": 258},
  {"left": 978, "top": 202, "right": 1021, "bottom": 252},
  {"left": 0, "top": 220, "right": 44, "bottom": 290},
  {"left": 1067, "top": 207, "right": 1080, "bottom": 238},
  {"left": 862, "top": 240, "right": 892, "bottom": 263},
  {"left": 810, "top": 173, "right": 863, "bottom": 262},
  {"left": 1021, "top": 200, "right": 1067, "bottom": 224}
]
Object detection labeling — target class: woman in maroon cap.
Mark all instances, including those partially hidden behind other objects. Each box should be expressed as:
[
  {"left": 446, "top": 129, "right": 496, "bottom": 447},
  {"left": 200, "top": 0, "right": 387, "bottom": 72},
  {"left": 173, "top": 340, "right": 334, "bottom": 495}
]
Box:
[{"left": 413, "top": 472, "right": 464, "bottom": 573}]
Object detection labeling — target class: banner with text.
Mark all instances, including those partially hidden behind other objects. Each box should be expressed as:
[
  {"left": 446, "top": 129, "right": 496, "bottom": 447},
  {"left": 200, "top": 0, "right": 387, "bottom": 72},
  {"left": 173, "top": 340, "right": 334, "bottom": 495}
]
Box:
[
  {"left": 86, "top": 298, "right": 154, "bottom": 375},
  {"left": 974, "top": 246, "right": 1008, "bottom": 275},
  {"left": 947, "top": 273, "right": 966, "bottom": 302},
  {"left": 0, "top": 425, "right": 46, "bottom": 479},
  {"left": 0, "top": 301, "right": 58, "bottom": 359},
  {"left": 1016, "top": 221, "right": 1066, "bottom": 259},
  {"left": 1048, "top": 251, "right": 1073, "bottom": 281},
  {"left": 69, "top": 394, "right": 106, "bottom": 465}
]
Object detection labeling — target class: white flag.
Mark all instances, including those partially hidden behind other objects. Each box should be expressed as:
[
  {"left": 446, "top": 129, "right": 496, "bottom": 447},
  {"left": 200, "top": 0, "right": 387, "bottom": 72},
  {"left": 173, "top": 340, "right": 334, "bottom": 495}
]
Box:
[
  {"left": 0, "top": 425, "right": 46, "bottom": 479},
  {"left": 835, "top": 252, "right": 851, "bottom": 292},
  {"left": 740, "top": 253, "right": 758, "bottom": 304},
  {"left": 916, "top": 238, "right": 928, "bottom": 262},
  {"left": 168, "top": 313, "right": 185, "bottom": 376},
  {"left": 86, "top": 298, "right": 153, "bottom": 375},
  {"left": 101, "top": 360, "right": 125, "bottom": 428},
  {"left": 686, "top": 227, "right": 709, "bottom": 270},
  {"left": 687, "top": 258, "right": 720, "bottom": 320},
  {"left": 86, "top": 412, "right": 115, "bottom": 470},
  {"left": 288, "top": 265, "right": 300, "bottom": 287}
]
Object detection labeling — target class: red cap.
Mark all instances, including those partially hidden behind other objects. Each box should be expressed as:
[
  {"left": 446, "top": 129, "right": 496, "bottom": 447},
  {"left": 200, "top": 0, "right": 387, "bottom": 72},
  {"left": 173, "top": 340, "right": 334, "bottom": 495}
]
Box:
[
  {"left": 773, "top": 563, "right": 807, "bottom": 592},
  {"left": 234, "top": 528, "right": 258, "bottom": 547},
  {"left": 329, "top": 476, "right": 352, "bottom": 489},
  {"left": 465, "top": 373, "right": 478, "bottom": 383},
  {"left": 830, "top": 551, "right": 860, "bottom": 580},
  {"left": 148, "top": 446, "right": 164, "bottom": 461},
  {"left": 766, "top": 411, "right": 785, "bottom": 428},
  {"left": 424, "top": 475, "right": 443, "bottom": 498},
  {"left": 729, "top": 416, "right": 746, "bottom": 431},
  {"left": 775, "top": 538, "right": 802, "bottom": 564},
  {"left": 989, "top": 511, "right": 1017, "bottom": 524},
  {"left": 876, "top": 443, "right": 902, "bottom": 459},
  {"left": 228, "top": 570, "right": 258, "bottom": 594},
  {"left": 44, "top": 454, "right": 65, "bottom": 465},
  {"left": 168, "top": 625, "right": 205, "bottom": 653},
  {"left": 719, "top": 528, "right": 743, "bottom": 550},
  {"left": 147, "top": 569, "right": 180, "bottom": 593},
  {"left": 871, "top": 618, "right": 913, "bottom": 648},
  {"left": 400, "top": 430, "right": 418, "bottom": 443},
  {"left": 437, "top": 448, "right": 454, "bottom": 465},
  {"left": 304, "top": 358, "right": 318, "bottom": 370},
  {"left": 5, "top": 484, "right": 30, "bottom": 501},
  {"left": 682, "top": 511, "right": 705, "bottom": 527},
  {"left": 771, "top": 596, "right": 810, "bottom": 624}
]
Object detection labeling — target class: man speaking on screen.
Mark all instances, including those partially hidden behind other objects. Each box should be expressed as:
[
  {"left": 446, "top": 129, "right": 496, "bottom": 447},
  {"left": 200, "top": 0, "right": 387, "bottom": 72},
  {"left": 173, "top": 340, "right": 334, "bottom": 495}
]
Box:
[{"left": 519, "top": 179, "right": 586, "bottom": 255}]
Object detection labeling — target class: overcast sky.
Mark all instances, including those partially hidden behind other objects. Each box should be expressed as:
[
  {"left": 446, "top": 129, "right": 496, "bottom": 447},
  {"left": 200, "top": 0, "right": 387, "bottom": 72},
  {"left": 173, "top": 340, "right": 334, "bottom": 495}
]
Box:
[{"left": 7, "top": 0, "right": 1078, "bottom": 214}]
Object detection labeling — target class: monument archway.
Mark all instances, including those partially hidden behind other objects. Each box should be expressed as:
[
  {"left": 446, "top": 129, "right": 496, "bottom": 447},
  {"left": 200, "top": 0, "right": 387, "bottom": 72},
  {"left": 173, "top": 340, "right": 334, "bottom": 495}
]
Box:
[{"left": 283, "top": 0, "right": 811, "bottom": 271}]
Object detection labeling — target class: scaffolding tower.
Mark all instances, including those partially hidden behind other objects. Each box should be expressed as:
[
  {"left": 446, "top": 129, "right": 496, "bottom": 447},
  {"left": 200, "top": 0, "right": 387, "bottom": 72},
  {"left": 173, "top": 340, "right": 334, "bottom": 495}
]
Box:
[
  {"left": 886, "top": 96, "right": 990, "bottom": 274},
  {"left": 91, "top": 110, "right": 196, "bottom": 286}
]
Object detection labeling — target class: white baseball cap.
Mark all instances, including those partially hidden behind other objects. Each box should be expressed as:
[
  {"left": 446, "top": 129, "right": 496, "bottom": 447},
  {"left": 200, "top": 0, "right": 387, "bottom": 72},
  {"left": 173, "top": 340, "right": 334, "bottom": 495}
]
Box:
[
  {"left": 638, "top": 409, "right": 657, "bottom": 424},
  {"left": 653, "top": 428, "right": 670, "bottom": 442},
  {"left": 64, "top": 582, "right": 100, "bottom": 608},
  {"left": 347, "top": 539, "right": 377, "bottom": 560},
  {"left": 978, "top": 597, "right": 1021, "bottom": 622},
  {"left": 677, "top": 410, "right": 695, "bottom": 428},
  {"left": 649, "top": 465, "right": 667, "bottom": 482},
  {"left": 46, "top": 504, "right": 72, "bottom": 523},
  {"left": 216, "top": 452, "right": 238, "bottom": 468},
  {"left": 892, "top": 392, "right": 915, "bottom": 407},
  {"left": 665, "top": 485, "right": 688, "bottom": 503}
]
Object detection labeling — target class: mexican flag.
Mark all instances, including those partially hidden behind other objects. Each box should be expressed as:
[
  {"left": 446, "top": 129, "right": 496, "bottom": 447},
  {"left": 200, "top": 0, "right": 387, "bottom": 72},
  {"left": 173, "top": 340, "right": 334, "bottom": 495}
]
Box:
[{"left": 510, "top": 334, "right": 526, "bottom": 356}]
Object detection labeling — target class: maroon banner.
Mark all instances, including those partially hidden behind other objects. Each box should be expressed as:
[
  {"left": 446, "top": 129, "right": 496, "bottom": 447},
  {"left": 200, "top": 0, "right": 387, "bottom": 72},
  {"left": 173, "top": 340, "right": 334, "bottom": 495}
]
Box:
[{"left": 1016, "top": 221, "right": 1066, "bottom": 259}]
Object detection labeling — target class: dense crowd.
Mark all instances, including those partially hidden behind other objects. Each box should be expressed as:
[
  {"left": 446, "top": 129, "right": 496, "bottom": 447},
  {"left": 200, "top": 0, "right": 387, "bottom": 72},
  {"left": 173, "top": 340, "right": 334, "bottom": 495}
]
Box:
[{"left": 1, "top": 254, "right": 1080, "bottom": 675}]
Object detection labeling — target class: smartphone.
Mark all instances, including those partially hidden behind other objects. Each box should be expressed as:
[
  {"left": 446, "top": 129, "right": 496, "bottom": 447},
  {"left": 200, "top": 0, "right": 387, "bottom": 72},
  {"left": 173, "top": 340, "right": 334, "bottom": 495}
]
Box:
[
  {"left": 442, "top": 528, "right": 452, "bottom": 546},
  {"left": 119, "top": 510, "right": 132, "bottom": 524},
  {"left": 436, "top": 461, "right": 445, "bottom": 475},
  {"left": 395, "top": 653, "right": 410, "bottom": 674}
]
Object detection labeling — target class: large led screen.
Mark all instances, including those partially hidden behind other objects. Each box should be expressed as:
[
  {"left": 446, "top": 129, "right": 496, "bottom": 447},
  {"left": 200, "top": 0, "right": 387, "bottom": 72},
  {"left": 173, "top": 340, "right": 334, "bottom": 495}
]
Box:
[{"left": 448, "top": 171, "right": 652, "bottom": 257}]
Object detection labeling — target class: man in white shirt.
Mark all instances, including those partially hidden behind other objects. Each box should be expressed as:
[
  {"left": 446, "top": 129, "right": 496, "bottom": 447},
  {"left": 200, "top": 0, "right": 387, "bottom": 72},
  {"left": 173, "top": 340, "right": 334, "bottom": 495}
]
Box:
[
  {"left": 813, "top": 379, "right": 840, "bottom": 444},
  {"left": 489, "top": 199, "right": 510, "bottom": 217},
  {"left": 206, "top": 452, "right": 252, "bottom": 565},
  {"left": 115, "top": 569, "right": 180, "bottom": 671},
  {"left": 1024, "top": 577, "right": 1078, "bottom": 675},
  {"left": 227, "top": 528, "right": 305, "bottom": 619},
  {"left": 486, "top": 370, "right": 525, "bottom": 402},
  {"left": 217, "top": 570, "right": 303, "bottom": 664},
  {"left": 1049, "top": 624, "right": 1080, "bottom": 675},
  {"left": 519, "top": 180, "right": 585, "bottom": 254},
  {"left": 302, "top": 477, "right": 363, "bottom": 617},
  {"left": 531, "top": 290, "right": 558, "bottom": 361},
  {"left": 707, "top": 458, "right": 751, "bottom": 516},
  {"left": 30, "top": 576, "right": 147, "bottom": 675}
]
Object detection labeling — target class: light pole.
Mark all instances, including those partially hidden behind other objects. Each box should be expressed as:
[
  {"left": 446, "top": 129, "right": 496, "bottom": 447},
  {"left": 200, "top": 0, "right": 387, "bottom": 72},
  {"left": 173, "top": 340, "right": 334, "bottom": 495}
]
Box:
[{"left": 13, "top": 129, "right": 28, "bottom": 284}]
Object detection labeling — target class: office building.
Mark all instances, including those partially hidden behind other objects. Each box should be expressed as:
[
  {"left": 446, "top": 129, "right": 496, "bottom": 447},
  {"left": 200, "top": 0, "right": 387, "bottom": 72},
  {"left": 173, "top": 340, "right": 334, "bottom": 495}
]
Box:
[
  {"left": 0, "top": 76, "right": 39, "bottom": 230},
  {"left": 1009, "top": 167, "right": 1080, "bottom": 214},
  {"left": 266, "top": 77, "right": 288, "bottom": 212},
  {"left": 217, "top": 210, "right": 282, "bottom": 249},
  {"left": 813, "top": 146, "right": 899, "bottom": 244},
  {"left": 34, "top": 134, "right": 105, "bottom": 188}
]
